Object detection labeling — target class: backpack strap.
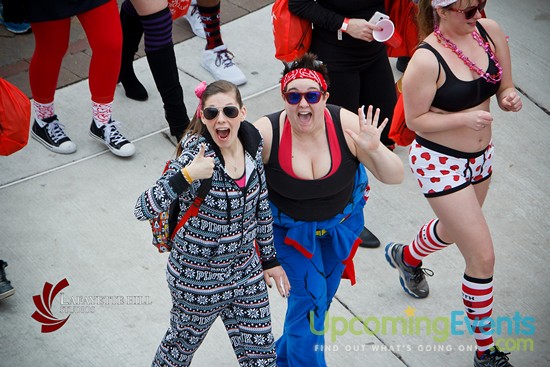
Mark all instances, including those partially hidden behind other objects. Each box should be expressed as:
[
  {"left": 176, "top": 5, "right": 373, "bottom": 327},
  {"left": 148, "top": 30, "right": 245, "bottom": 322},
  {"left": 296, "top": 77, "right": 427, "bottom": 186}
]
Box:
[{"left": 170, "top": 178, "right": 212, "bottom": 240}]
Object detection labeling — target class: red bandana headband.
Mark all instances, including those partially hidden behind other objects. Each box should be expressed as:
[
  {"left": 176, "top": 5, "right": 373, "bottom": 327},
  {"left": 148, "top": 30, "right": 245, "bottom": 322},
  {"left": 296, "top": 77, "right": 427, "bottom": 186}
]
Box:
[{"left": 281, "top": 68, "right": 328, "bottom": 93}]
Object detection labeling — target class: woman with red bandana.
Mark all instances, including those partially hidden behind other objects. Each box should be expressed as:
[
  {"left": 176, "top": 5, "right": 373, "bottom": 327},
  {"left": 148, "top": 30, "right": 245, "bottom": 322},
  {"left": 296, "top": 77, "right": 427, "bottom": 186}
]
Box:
[
  {"left": 384, "top": 1, "right": 521, "bottom": 366},
  {"left": 253, "top": 53, "right": 404, "bottom": 367}
]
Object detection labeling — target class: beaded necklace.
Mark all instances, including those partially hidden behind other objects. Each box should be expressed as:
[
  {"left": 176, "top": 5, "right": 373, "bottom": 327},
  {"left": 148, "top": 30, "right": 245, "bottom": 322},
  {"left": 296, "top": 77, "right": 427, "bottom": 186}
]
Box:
[{"left": 434, "top": 25, "right": 503, "bottom": 84}]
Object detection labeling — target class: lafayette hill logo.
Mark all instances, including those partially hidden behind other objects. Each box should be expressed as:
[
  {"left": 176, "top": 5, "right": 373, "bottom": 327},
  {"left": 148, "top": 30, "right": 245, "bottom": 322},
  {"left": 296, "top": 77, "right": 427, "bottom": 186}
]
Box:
[{"left": 31, "top": 278, "right": 71, "bottom": 333}]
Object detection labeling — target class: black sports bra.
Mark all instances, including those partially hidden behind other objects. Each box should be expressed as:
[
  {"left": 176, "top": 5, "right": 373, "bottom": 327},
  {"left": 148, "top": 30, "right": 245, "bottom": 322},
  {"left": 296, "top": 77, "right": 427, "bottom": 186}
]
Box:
[{"left": 418, "top": 22, "right": 501, "bottom": 112}]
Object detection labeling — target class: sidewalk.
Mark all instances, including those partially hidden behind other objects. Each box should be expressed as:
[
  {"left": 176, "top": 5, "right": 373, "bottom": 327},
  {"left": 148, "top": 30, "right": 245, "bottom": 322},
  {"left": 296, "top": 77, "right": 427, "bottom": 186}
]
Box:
[{"left": 1, "top": 1, "right": 549, "bottom": 366}]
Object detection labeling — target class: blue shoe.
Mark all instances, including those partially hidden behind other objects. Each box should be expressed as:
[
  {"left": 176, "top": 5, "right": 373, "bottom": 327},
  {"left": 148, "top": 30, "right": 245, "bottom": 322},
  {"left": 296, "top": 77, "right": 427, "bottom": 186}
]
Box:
[{"left": 0, "top": 3, "right": 31, "bottom": 34}]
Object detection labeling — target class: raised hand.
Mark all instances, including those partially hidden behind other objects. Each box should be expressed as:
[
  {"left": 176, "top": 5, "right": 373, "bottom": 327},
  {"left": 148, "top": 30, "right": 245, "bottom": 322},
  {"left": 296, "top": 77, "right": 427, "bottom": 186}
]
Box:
[
  {"left": 184, "top": 144, "right": 215, "bottom": 180},
  {"left": 346, "top": 105, "right": 388, "bottom": 152}
]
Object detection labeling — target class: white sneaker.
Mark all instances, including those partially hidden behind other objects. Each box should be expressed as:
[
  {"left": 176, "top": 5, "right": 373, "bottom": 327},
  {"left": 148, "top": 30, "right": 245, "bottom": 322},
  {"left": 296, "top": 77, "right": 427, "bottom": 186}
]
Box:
[
  {"left": 184, "top": 5, "right": 206, "bottom": 39},
  {"left": 201, "top": 45, "right": 247, "bottom": 86}
]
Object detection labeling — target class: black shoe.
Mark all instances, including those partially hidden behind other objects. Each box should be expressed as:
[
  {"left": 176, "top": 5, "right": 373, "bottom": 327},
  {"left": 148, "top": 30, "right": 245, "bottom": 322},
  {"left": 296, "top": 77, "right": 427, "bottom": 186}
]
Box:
[
  {"left": 31, "top": 115, "right": 77, "bottom": 154},
  {"left": 119, "top": 76, "right": 148, "bottom": 101},
  {"left": 119, "top": 2, "right": 148, "bottom": 101},
  {"left": 89, "top": 120, "right": 136, "bottom": 157},
  {"left": 474, "top": 347, "right": 513, "bottom": 367},
  {"left": 396, "top": 56, "right": 411, "bottom": 73},
  {"left": 0, "top": 260, "right": 15, "bottom": 300},
  {"left": 359, "top": 227, "right": 381, "bottom": 248}
]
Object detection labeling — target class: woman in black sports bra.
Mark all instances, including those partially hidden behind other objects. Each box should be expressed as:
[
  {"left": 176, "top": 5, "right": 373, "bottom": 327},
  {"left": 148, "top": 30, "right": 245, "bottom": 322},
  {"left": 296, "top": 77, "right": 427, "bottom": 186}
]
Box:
[{"left": 384, "top": 1, "right": 522, "bottom": 367}]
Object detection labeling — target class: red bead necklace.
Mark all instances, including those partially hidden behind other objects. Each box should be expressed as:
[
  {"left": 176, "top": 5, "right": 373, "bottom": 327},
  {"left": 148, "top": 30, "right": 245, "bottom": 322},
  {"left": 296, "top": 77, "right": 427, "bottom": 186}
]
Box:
[{"left": 434, "top": 25, "right": 503, "bottom": 84}]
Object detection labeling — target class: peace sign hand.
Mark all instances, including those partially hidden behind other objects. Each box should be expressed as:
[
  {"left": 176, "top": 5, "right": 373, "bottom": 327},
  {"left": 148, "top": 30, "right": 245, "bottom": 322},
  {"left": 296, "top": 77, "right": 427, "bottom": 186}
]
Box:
[{"left": 346, "top": 105, "right": 388, "bottom": 152}]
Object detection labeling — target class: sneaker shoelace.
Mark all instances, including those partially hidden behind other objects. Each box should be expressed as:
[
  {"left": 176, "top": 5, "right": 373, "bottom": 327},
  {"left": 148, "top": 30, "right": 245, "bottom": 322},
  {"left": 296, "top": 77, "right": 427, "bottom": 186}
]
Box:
[
  {"left": 189, "top": 5, "right": 200, "bottom": 19},
  {"left": 484, "top": 349, "right": 511, "bottom": 367},
  {"left": 412, "top": 266, "right": 434, "bottom": 284},
  {"left": 46, "top": 120, "right": 69, "bottom": 144},
  {"left": 214, "top": 49, "right": 236, "bottom": 69},
  {"left": 103, "top": 121, "right": 127, "bottom": 146}
]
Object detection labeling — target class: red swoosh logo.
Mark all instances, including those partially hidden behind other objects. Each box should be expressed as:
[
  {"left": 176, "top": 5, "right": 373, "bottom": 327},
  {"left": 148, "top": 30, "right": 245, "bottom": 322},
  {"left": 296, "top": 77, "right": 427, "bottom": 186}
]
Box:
[{"left": 31, "top": 278, "right": 71, "bottom": 333}]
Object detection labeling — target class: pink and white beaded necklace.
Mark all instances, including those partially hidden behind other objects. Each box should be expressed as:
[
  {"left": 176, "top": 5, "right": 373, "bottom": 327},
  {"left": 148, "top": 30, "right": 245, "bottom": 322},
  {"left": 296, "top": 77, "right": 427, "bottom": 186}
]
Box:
[{"left": 434, "top": 24, "right": 503, "bottom": 84}]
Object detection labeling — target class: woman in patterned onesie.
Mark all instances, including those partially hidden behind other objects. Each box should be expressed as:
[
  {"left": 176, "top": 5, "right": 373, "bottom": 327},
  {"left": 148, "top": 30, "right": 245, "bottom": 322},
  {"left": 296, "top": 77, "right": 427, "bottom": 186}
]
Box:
[
  {"left": 384, "top": 1, "right": 522, "bottom": 366},
  {"left": 135, "top": 80, "right": 290, "bottom": 367}
]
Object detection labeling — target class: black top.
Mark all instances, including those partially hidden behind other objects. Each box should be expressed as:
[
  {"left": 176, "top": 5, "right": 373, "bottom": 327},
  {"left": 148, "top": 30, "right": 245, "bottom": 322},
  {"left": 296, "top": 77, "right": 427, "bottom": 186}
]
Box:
[
  {"left": 289, "top": 0, "right": 386, "bottom": 51},
  {"left": 25, "top": 0, "right": 110, "bottom": 23},
  {"left": 418, "top": 22, "right": 501, "bottom": 112},
  {"left": 264, "top": 104, "right": 360, "bottom": 222}
]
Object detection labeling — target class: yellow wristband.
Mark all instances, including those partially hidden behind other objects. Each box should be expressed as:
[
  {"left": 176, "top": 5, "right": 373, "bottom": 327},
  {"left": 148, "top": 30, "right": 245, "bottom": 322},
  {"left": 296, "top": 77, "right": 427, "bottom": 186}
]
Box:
[{"left": 182, "top": 167, "right": 193, "bottom": 184}]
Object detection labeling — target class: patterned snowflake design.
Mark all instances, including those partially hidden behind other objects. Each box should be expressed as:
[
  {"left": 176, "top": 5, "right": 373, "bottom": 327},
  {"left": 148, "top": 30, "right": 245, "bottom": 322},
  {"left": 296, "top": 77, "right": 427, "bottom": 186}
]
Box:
[
  {"left": 197, "top": 295, "right": 208, "bottom": 305},
  {"left": 247, "top": 308, "right": 260, "bottom": 319},
  {"left": 184, "top": 268, "right": 196, "bottom": 279},
  {"left": 253, "top": 334, "right": 267, "bottom": 346}
]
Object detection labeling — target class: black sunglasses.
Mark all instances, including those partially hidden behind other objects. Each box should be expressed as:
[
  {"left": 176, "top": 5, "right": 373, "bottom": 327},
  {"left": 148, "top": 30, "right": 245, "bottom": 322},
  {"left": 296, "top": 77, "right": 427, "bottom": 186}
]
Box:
[
  {"left": 202, "top": 106, "right": 240, "bottom": 120},
  {"left": 284, "top": 91, "right": 323, "bottom": 105},
  {"left": 448, "top": 0, "right": 486, "bottom": 20}
]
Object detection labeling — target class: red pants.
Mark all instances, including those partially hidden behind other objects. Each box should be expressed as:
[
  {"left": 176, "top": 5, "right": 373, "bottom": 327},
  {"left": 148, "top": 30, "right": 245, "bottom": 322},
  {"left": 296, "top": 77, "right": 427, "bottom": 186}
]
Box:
[{"left": 29, "top": 0, "right": 122, "bottom": 104}]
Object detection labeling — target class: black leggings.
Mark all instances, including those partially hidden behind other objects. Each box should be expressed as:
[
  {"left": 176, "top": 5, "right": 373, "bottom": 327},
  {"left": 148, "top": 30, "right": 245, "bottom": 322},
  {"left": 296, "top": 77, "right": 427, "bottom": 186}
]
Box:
[{"left": 312, "top": 43, "right": 397, "bottom": 146}]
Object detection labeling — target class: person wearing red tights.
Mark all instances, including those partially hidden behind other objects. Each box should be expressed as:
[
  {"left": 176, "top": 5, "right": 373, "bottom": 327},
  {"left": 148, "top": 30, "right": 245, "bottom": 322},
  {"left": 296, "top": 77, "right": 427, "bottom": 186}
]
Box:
[{"left": 28, "top": 0, "right": 135, "bottom": 157}]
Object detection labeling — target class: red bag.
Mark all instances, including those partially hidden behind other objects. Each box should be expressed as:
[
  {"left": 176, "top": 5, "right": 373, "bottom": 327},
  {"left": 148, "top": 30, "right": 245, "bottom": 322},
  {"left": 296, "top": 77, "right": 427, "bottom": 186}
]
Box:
[
  {"left": 389, "top": 78, "right": 415, "bottom": 146},
  {"left": 0, "top": 78, "right": 31, "bottom": 156},
  {"left": 272, "top": 0, "right": 312, "bottom": 62},
  {"left": 168, "top": 0, "right": 190, "bottom": 20}
]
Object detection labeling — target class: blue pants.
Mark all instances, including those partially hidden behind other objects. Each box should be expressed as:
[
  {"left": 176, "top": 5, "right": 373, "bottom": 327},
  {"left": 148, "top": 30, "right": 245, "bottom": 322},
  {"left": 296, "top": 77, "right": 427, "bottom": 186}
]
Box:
[{"left": 273, "top": 211, "right": 363, "bottom": 367}]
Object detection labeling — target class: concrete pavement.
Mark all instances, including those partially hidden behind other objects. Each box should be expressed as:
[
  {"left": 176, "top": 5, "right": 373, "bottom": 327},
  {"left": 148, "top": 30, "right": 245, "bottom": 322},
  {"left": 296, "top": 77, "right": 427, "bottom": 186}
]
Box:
[{"left": 1, "top": 1, "right": 549, "bottom": 366}]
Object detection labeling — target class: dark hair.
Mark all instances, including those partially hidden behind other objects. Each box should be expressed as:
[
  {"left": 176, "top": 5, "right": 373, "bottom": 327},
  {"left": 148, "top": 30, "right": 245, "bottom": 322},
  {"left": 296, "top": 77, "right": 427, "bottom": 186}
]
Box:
[
  {"left": 176, "top": 80, "right": 243, "bottom": 156},
  {"left": 280, "top": 52, "right": 330, "bottom": 92}
]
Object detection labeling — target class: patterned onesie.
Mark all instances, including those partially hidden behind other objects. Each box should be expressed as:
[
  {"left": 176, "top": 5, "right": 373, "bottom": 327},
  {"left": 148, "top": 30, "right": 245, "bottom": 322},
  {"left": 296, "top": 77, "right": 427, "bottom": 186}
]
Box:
[{"left": 134, "top": 122, "right": 279, "bottom": 367}]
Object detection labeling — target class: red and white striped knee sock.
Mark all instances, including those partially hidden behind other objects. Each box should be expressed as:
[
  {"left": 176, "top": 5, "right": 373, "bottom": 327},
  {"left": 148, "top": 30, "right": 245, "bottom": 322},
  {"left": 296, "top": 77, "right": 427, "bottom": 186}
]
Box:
[
  {"left": 462, "top": 274, "right": 494, "bottom": 356},
  {"left": 403, "top": 219, "right": 451, "bottom": 267},
  {"left": 92, "top": 101, "right": 113, "bottom": 127}
]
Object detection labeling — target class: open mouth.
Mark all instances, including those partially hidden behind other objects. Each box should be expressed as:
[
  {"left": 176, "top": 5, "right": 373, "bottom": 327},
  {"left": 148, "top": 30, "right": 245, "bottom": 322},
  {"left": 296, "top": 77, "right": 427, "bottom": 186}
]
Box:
[
  {"left": 298, "top": 111, "right": 312, "bottom": 123},
  {"left": 216, "top": 127, "right": 230, "bottom": 140}
]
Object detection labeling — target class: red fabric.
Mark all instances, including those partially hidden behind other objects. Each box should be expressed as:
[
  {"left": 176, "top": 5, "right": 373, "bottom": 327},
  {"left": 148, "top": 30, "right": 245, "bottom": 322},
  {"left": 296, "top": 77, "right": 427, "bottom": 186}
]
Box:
[
  {"left": 29, "top": 0, "right": 121, "bottom": 104},
  {"left": 385, "top": 0, "right": 419, "bottom": 58},
  {"left": 341, "top": 237, "right": 362, "bottom": 285},
  {"left": 0, "top": 78, "right": 31, "bottom": 156},
  {"left": 389, "top": 91, "right": 415, "bottom": 146},
  {"left": 272, "top": 0, "right": 312, "bottom": 62},
  {"left": 168, "top": 0, "right": 190, "bottom": 20}
]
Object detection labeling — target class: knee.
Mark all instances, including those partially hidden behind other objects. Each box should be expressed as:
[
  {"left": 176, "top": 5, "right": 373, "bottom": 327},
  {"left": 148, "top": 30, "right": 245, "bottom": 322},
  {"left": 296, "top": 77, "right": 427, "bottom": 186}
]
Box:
[
  {"left": 91, "top": 34, "right": 122, "bottom": 56},
  {"left": 466, "top": 251, "right": 495, "bottom": 277},
  {"left": 36, "top": 41, "right": 68, "bottom": 62}
]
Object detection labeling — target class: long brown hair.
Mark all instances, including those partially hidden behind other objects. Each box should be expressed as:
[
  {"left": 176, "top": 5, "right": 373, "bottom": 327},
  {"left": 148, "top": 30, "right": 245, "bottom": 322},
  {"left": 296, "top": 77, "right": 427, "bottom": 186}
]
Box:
[
  {"left": 416, "top": 0, "right": 474, "bottom": 40},
  {"left": 176, "top": 80, "right": 243, "bottom": 156}
]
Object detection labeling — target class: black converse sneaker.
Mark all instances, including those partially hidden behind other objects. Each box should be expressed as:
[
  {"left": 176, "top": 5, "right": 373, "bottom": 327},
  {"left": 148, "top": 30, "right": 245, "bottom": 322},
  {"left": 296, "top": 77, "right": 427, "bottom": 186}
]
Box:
[
  {"left": 89, "top": 119, "right": 135, "bottom": 157},
  {"left": 31, "top": 115, "right": 77, "bottom": 154}
]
